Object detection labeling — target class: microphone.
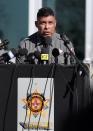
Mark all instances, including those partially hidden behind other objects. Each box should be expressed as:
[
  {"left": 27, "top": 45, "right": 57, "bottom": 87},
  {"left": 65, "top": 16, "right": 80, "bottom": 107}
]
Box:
[
  {"left": 25, "top": 51, "right": 41, "bottom": 64},
  {"left": 15, "top": 48, "right": 28, "bottom": 56},
  {"left": 60, "top": 34, "right": 89, "bottom": 76},
  {"left": 0, "top": 48, "right": 28, "bottom": 63},
  {"left": 41, "top": 36, "right": 52, "bottom": 47},
  {"left": 52, "top": 48, "right": 60, "bottom": 57},
  {"left": 64, "top": 52, "right": 69, "bottom": 64},
  {"left": 34, "top": 51, "right": 41, "bottom": 59},
  {"left": 41, "top": 47, "right": 49, "bottom": 64},
  {"left": 26, "top": 52, "right": 35, "bottom": 64},
  {"left": 52, "top": 48, "right": 60, "bottom": 64},
  {"left": 60, "top": 33, "right": 70, "bottom": 44},
  {"left": 40, "top": 36, "right": 52, "bottom": 64},
  {"left": 0, "top": 39, "right": 9, "bottom": 48}
]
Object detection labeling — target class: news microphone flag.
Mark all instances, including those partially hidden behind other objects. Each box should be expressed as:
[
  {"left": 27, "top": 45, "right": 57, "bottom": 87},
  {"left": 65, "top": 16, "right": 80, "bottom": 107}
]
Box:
[{"left": 41, "top": 54, "right": 48, "bottom": 60}]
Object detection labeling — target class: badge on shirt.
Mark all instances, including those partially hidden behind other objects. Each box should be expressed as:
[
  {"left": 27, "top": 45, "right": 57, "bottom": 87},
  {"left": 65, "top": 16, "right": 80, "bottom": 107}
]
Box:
[
  {"left": 71, "top": 48, "right": 75, "bottom": 54},
  {"left": 59, "top": 49, "right": 63, "bottom": 54}
]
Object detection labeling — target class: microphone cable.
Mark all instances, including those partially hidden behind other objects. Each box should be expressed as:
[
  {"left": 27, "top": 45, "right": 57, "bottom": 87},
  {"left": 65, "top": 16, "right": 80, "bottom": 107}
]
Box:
[
  {"left": 69, "top": 65, "right": 79, "bottom": 113},
  {"left": 36, "top": 63, "right": 56, "bottom": 131},
  {"left": 22, "top": 78, "right": 33, "bottom": 131},
  {"left": 74, "top": 63, "right": 90, "bottom": 113},
  {"left": 36, "top": 65, "right": 53, "bottom": 131},
  {"left": 21, "top": 65, "right": 34, "bottom": 131},
  {"left": 47, "top": 67, "right": 55, "bottom": 131},
  {"left": 3, "top": 64, "right": 17, "bottom": 131},
  {"left": 27, "top": 76, "right": 34, "bottom": 131}
]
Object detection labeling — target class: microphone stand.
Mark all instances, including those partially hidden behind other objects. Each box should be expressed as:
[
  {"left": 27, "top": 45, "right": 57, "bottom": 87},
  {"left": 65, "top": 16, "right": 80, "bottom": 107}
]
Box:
[
  {"left": 64, "top": 52, "right": 69, "bottom": 65},
  {"left": 60, "top": 34, "right": 89, "bottom": 77},
  {"left": 61, "top": 34, "right": 91, "bottom": 112},
  {"left": 54, "top": 56, "right": 58, "bottom": 64}
]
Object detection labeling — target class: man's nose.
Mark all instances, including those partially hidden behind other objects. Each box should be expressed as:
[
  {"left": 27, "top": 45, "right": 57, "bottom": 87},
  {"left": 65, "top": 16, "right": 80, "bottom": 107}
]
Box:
[{"left": 45, "top": 23, "right": 49, "bottom": 29}]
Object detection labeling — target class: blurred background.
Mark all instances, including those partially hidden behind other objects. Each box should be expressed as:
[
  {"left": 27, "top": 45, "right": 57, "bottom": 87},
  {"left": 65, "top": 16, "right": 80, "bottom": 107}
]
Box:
[{"left": 0, "top": 0, "right": 85, "bottom": 60}]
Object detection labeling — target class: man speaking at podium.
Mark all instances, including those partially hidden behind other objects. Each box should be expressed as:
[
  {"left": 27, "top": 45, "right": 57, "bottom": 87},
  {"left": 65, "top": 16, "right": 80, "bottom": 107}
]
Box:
[{"left": 18, "top": 7, "right": 75, "bottom": 64}]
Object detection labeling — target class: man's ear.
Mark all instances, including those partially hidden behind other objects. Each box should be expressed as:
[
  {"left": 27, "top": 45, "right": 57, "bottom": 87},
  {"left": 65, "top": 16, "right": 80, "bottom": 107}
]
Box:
[
  {"left": 55, "top": 19, "right": 56, "bottom": 28},
  {"left": 35, "top": 21, "right": 38, "bottom": 28}
]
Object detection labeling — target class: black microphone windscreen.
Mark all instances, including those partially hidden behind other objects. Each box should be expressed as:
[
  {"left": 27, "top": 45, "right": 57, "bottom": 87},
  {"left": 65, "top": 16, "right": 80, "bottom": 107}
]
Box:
[
  {"left": 60, "top": 34, "right": 70, "bottom": 44},
  {"left": 26, "top": 52, "right": 34, "bottom": 60},
  {"left": 41, "top": 36, "right": 52, "bottom": 47},
  {"left": 34, "top": 51, "right": 41, "bottom": 59},
  {"left": 44, "top": 36, "right": 52, "bottom": 45},
  {"left": 18, "top": 48, "right": 28, "bottom": 56},
  {"left": 52, "top": 48, "right": 59, "bottom": 57},
  {"left": 25, "top": 52, "right": 35, "bottom": 64}
]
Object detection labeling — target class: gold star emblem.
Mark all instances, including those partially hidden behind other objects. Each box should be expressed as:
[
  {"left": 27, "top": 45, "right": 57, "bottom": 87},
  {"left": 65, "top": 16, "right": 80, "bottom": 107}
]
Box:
[{"left": 20, "top": 88, "right": 50, "bottom": 119}]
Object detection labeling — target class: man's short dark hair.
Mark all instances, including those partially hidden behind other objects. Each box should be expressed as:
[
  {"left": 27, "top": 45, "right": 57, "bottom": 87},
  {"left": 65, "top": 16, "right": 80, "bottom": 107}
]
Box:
[{"left": 37, "top": 7, "right": 54, "bottom": 19}]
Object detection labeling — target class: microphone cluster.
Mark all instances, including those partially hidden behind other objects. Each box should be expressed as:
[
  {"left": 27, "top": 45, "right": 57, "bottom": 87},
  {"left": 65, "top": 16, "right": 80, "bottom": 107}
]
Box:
[
  {"left": 25, "top": 48, "right": 49, "bottom": 64},
  {"left": 0, "top": 35, "right": 74, "bottom": 64},
  {"left": 0, "top": 48, "right": 28, "bottom": 64},
  {"left": 25, "top": 36, "right": 51, "bottom": 64},
  {"left": 25, "top": 48, "right": 61, "bottom": 64}
]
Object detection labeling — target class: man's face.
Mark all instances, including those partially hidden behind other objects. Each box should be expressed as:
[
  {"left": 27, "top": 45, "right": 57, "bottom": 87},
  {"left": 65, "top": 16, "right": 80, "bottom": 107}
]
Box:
[{"left": 35, "top": 15, "right": 56, "bottom": 37}]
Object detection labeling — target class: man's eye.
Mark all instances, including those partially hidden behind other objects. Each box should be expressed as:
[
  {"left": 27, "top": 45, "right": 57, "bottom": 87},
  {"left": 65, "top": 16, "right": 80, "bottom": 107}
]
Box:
[
  {"left": 49, "top": 22, "right": 53, "bottom": 24},
  {"left": 39, "top": 22, "right": 46, "bottom": 24}
]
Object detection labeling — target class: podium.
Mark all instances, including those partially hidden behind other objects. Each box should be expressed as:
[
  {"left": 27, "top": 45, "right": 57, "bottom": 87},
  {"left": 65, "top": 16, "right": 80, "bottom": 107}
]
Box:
[{"left": 0, "top": 64, "right": 90, "bottom": 131}]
